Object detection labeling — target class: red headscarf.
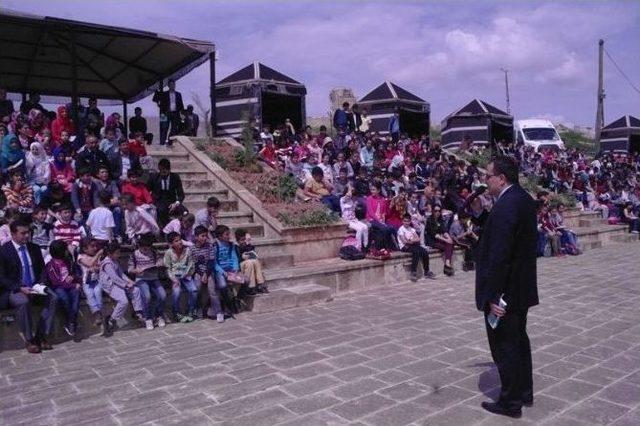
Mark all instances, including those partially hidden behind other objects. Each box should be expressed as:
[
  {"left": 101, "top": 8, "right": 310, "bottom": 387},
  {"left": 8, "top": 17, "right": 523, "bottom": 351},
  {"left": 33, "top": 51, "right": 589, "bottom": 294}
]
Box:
[{"left": 51, "top": 105, "right": 75, "bottom": 143}]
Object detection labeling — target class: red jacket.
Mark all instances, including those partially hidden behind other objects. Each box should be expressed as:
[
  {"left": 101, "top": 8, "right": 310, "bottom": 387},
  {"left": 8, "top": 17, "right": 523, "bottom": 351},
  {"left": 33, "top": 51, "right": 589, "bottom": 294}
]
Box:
[{"left": 121, "top": 181, "right": 153, "bottom": 205}]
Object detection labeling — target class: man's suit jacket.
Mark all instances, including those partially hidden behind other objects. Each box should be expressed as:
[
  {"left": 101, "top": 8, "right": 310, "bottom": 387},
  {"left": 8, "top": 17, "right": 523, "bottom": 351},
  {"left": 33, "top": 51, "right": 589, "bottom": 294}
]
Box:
[
  {"left": 106, "top": 149, "right": 141, "bottom": 180},
  {"left": 148, "top": 172, "right": 185, "bottom": 205},
  {"left": 0, "top": 241, "right": 46, "bottom": 292},
  {"left": 152, "top": 90, "right": 184, "bottom": 115},
  {"left": 475, "top": 184, "right": 539, "bottom": 311},
  {"left": 76, "top": 148, "right": 110, "bottom": 175}
]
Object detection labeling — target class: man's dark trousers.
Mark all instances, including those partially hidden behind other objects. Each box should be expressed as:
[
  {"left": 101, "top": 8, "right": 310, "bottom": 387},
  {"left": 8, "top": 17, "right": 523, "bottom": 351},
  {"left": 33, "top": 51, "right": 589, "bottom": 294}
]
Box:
[{"left": 484, "top": 307, "right": 533, "bottom": 409}]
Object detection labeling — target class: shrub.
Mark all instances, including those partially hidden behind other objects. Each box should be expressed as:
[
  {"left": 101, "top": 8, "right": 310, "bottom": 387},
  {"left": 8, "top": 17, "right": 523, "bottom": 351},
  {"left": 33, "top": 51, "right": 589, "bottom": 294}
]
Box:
[
  {"left": 267, "top": 174, "right": 298, "bottom": 203},
  {"left": 277, "top": 206, "right": 339, "bottom": 227}
]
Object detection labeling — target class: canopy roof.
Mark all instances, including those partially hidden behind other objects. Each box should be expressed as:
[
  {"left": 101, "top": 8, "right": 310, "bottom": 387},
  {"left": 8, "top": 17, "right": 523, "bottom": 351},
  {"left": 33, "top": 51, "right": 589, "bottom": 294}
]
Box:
[
  {"left": 359, "top": 81, "right": 426, "bottom": 104},
  {"left": 0, "top": 9, "right": 215, "bottom": 103},
  {"left": 602, "top": 115, "right": 640, "bottom": 130},
  {"left": 217, "top": 61, "right": 303, "bottom": 87},
  {"left": 444, "top": 98, "right": 510, "bottom": 119}
]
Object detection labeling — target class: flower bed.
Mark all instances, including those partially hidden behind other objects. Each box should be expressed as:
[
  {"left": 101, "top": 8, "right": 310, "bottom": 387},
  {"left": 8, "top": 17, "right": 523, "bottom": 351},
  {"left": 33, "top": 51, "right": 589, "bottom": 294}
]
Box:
[{"left": 194, "top": 138, "right": 340, "bottom": 226}]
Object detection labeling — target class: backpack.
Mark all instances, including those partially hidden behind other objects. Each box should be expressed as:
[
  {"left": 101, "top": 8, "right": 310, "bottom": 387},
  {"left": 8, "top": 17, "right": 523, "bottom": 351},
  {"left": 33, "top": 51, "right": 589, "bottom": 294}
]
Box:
[{"left": 339, "top": 235, "right": 365, "bottom": 261}]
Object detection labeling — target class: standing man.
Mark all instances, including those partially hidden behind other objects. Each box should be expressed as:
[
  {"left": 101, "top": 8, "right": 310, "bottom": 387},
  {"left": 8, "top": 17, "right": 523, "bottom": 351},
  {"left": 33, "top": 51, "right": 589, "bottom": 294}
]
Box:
[
  {"left": 0, "top": 218, "right": 57, "bottom": 353},
  {"left": 129, "top": 107, "right": 153, "bottom": 144},
  {"left": 475, "top": 156, "right": 538, "bottom": 418},
  {"left": 184, "top": 105, "right": 200, "bottom": 137},
  {"left": 153, "top": 79, "right": 184, "bottom": 145}
]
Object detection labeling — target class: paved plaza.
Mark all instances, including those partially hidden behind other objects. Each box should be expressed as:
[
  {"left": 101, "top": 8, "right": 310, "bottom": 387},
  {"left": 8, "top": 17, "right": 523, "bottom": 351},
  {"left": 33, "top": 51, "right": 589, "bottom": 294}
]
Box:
[{"left": 1, "top": 243, "right": 640, "bottom": 425}]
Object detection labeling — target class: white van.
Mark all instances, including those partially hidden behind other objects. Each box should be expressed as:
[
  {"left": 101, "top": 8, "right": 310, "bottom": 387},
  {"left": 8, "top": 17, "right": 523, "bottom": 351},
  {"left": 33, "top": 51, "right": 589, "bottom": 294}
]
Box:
[{"left": 515, "top": 119, "right": 565, "bottom": 152}]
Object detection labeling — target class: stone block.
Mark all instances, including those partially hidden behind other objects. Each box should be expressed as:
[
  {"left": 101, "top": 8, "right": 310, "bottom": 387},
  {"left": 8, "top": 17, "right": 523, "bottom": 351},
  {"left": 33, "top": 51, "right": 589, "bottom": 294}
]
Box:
[{"left": 331, "top": 393, "right": 395, "bottom": 421}]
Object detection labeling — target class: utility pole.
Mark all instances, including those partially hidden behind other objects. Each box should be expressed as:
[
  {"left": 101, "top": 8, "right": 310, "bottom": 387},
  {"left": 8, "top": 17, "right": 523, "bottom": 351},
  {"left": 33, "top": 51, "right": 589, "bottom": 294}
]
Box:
[
  {"left": 500, "top": 68, "right": 511, "bottom": 115},
  {"left": 594, "top": 39, "right": 605, "bottom": 152}
]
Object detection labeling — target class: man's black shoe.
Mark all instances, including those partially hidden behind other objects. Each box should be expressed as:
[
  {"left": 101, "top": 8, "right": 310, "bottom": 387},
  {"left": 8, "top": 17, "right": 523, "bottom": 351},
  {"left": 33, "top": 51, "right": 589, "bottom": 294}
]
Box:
[
  {"left": 523, "top": 398, "right": 534, "bottom": 407},
  {"left": 481, "top": 401, "right": 522, "bottom": 418}
]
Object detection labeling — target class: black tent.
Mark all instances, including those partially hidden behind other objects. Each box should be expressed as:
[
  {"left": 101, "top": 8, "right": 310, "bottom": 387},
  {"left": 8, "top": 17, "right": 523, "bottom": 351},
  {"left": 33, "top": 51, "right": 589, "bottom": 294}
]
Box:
[
  {"left": 441, "top": 99, "right": 513, "bottom": 149},
  {"left": 357, "top": 81, "right": 430, "bottom": 137},
  {"left": 600, "top": 115, "right": 640, "bottom": 153},
  {"left": 215, "top": 61, "right": 306, "bottom": 138}
]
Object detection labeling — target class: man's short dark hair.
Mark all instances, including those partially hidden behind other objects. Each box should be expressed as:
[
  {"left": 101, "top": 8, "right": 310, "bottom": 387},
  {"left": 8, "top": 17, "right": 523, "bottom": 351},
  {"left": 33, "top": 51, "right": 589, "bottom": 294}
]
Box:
[
  {"left": 166, "top": 231, "right": 181, "bottom": 243},
  {"left": 342, "top": 102, "right": 350, "bottom": 108},
  {"left": 9, "top": 218, "right": 30, "bottom": 234},
  {"left": 311, "top": 166, "right": 324, "bottom": 177},
  {"left": 214, "top": 224, "right": 229, "bottom": 238},
  {"left": 491, "top": 156, "right": 519, "bottom": 184},
  {"left": 158, "top": 158, "right": 171, "bottom": 170},
  {"left": 207, "top": 196, "right": 220, "bottom": 208},
  {"left": 134, "top": 107, "right": 142, "bottom": 112},
  {"left": 234, "top": 228, "right": 247, "bottom": 241}
]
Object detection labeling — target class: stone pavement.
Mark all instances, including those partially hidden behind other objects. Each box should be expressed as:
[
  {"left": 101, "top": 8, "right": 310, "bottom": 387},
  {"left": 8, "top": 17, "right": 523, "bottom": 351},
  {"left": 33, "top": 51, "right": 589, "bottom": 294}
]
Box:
[{"left": 2, "top": 243, "right": 640, "bottom": 426}]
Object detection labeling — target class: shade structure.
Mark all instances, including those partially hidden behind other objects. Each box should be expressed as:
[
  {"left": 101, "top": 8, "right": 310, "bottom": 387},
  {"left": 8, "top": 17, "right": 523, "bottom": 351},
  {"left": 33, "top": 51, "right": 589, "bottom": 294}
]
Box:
[
  {"left": 600, "top": 115, "right": 640, "bottom": 153},
  {"left": 0, "top": 9, "right": 215, "bottom": 103},
  {"left": 215, "top": 62, "right": 306, "bottom": 138},
  {"left": 357, "top": 81, "right": 430, "bottom": 137},
  {"left": 441, "top": 99, "right": 514, "bottom": 149}
]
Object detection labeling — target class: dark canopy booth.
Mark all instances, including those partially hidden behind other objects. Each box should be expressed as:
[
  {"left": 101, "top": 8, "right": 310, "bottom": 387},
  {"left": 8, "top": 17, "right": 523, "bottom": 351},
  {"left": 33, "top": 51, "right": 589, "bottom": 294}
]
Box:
[
  {"left": 441, "top": 99, "right": 513, "bottom": 149},
  {"left": 357, "top": 81, "right": 430, "bottom": 137},
  {"left": 0, "top": 9, "right": 215, "bottom": 134},
  {"left": 215, "top": 62, "right": 306, "bottom": 138},
  {"left": 600, "top": 115, "right": 640, "bottom": 153}
]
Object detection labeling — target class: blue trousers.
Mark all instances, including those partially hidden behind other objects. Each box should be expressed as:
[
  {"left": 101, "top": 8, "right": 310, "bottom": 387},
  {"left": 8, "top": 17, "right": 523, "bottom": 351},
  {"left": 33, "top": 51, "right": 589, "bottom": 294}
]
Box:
[
  {"left": 172, "top": 277, "right": 198, "bottom": 316},
  {"left": 54, "top": 287, "right": 80, "bottom": 326},
  {"left": 137, "top": 279, "right": 167, "bottom": 320}
]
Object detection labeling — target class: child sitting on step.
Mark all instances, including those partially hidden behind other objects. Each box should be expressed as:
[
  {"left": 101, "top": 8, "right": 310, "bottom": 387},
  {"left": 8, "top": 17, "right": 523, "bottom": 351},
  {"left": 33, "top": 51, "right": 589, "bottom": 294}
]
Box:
[{"left": 235, "top": 228, "right": 268, "bottom": 296}]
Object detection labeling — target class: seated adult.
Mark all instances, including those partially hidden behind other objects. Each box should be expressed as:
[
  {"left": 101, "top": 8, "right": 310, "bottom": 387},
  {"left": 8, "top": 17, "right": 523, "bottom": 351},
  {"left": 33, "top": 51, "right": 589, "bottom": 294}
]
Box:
[
  {"left": 425, "top": 206, "right": 455, "bottom": 276},
  {"left": 107, "top": 139, "right": 141, "bottom": 182},
  {"left": 147, "top": 158, "right": 185, "bottom": 227},
  {"left": 0, "top": 218, "right": 57, "bottom": 353},
  {"left": 76, "top": 134, "right": 110, "bottom": 176},
  {"left": 51, "top": 105, "right": 75, "bottom": 144},
  {"left": 194, "top": 196, "right": 220, "bottom": 234},
  {"left": 1, "top": 134, "right": 26, "bottom": 176},
  {"left": 303, "top": 166, "right": 340, "bottom": 213}
]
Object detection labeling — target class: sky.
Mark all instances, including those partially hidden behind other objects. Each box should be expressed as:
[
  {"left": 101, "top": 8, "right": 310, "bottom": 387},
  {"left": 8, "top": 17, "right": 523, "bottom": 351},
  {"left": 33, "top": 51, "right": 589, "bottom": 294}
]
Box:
[{"left": 3, "top": 0, "right": 640, "bottom": 128}]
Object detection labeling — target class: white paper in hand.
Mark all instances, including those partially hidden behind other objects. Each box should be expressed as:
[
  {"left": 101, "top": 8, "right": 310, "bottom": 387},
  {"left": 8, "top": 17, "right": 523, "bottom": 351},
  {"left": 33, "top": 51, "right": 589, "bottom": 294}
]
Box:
[{"left": 30, "top": 284, "right": 47, "bottom": 295}]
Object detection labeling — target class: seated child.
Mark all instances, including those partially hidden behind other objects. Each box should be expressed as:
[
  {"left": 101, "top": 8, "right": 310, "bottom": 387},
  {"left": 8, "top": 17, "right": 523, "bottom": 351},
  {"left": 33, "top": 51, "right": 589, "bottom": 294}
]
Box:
[
  {"left": 46, "top": 240, "right": 81, "bottom": 336},
  {"left": 164, "top": 231, "right": 198, "bottom": 323},
  {"left": 31, "top": 205, "right": 54, "bottom": 261},
  {"left": 163, "top": 212, "right": 195, "bottom": 245},
  {"left": 77, "top": 238, "right": 104, "bottom": 326},
  {"left": 122, "top": 193, "right": 159, "bottom": 243},
  {"left": 236, "top": 228, "right": 268, "bottom": 295},
  {"left": 191, "top": 225, "right": 222, "bottom": 322},
  {"left": 99, "top": 241, "right": 145, "bottom": 336},
  {"left": 214, "top": 225, "right": 243, "bottom": 316},
  {"left": 52, "top": 203, "right": 86, "bottom": 256},
  {"left": 86, "top": 190, "right": 116, "bottom": 244},
  {"left": 398, "top": 213, "right": 435, "bottom": 282},
  {"left": 128, "top": 233, "right": 167, "bottom": 330}
]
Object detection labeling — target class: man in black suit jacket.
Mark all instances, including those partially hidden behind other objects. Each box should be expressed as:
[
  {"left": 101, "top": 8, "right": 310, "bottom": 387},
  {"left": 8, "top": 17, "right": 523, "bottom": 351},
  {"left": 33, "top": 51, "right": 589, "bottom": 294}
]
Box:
[
  {"left": 475, "top": 156, "right": 538, "bottom": 418},
  {"left": 153, "top": 79, "right": 184, "bottom": 145},
  {"left": 0, "top": 219, "right": 57, "bottom": 353},
  {"left": 76, "top": 134, "right": 111, "bottom": 175},
  {"left": 147, "top": 158, "right": 185, "bottom": 227}
]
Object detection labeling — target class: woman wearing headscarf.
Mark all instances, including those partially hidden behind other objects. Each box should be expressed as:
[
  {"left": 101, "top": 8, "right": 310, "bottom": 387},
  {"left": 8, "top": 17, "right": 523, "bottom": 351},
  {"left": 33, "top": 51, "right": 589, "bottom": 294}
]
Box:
[
  {"left": 1, "top": 134, "right": 26, "bottom": 176},
  {"left": 104, "top": 112, "right": 124, "bottom": 141},
  {"left": 49, "top": 146, "right": 75, "bottom": 193},
  {"left": 25, "top": 141, "right": 51, "bottom": 205},
  {"left": 51, "top": 105, "right": 75, "bottom": 143},
  {"left": 28, "top": 108, "right": 50, "bottom": 141}
]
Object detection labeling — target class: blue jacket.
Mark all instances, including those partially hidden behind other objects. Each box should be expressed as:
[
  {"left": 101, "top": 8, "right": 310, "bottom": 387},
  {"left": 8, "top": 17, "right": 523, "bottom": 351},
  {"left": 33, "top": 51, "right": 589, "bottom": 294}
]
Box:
[
  {"left": 333, "top": 109, "right": 348, "bottom": 130},
  {"left": 215, "top": 241, "right": 239, "bottom": 274}
]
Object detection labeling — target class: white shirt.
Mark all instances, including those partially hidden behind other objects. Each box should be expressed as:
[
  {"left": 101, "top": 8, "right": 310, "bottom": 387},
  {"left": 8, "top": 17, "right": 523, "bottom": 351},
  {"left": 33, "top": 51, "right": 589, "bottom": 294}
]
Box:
[
  {"left": 169, "top": 91, "right": 176, "bottom": 112},
  {"left": 86, "top": 207, "right": 115, "bottom": 241},
  {"left": 397, "top": 225, "right": 419, "bottom": 250},
  {"left": 12, "top": 240, "right": 35, "bottom": 286},
  {"left": 121, "top": 156, "right": 131, "bottom": 179}
]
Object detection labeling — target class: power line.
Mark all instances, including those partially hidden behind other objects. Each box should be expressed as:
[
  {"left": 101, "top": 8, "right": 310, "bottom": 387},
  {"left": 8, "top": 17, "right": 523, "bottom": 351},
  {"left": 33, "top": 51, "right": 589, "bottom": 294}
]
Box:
[{"left": 604, "top": 47, "right": 640, "bottom": 95}]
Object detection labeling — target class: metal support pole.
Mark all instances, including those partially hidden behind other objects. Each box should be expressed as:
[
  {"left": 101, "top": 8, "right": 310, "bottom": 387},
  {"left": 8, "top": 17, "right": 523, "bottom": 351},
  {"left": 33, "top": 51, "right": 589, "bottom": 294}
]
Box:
[
  {"left": 500, "top": 67, "right": 510, "bottom": 115},
  {"left": 70, "top": 29, "right": 78, "bottom": 120},
  {"left": 123, "top": 100, "right": 128, "bottom": 137},
  {"left": 209, "top": 51, "right": 217, "bottom": 137},
  {"left": 595, "top": 39, "right": 605, "bottom": 152},
  {"left": 157, "top": 78, "right": 164, "bottom": 143}
]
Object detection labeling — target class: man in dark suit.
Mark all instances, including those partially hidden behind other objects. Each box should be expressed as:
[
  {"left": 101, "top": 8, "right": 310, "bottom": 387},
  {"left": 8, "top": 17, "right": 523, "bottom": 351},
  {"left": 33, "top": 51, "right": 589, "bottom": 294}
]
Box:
[
  {"left": 0, "top": 218, "right": 57, "bottom": 353},
  {"left": 153, "top": 79, "right": 184, "bottom": 145},
  {"left": 76, "top": 134, "right": 111, "bottom": 176},
  {"left": 475, "top": 156, "right": 538, "bottom": 418},
  {"left": 147, "top": 158, "right": 185, "bottom": 227}
]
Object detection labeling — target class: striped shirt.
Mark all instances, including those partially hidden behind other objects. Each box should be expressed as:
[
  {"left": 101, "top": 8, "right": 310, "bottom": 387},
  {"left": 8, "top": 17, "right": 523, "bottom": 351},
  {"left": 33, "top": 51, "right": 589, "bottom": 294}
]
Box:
[
  {"left": 53, "top": 219, "right": 84, "bottom": 246},
  {"left": 190, "top": 241, "right": 216, "bottom": 275}
]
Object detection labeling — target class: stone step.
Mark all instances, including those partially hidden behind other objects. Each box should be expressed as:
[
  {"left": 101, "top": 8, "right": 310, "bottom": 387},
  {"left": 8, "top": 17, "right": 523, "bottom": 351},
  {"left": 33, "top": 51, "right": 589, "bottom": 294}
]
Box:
[
  {"left": 169, "top": 169, "right": 208, "bottom": 179},
  {"left": 575, "top": 224, "right": 630, "bottom": 247},
  {"left": 183, "top": 200, "right": 237, "bottom": 214},
  {"left": 246, "top": 284, "right": 333, "bottom": 314},
  {"left": 184, "top": 199, "right": 238, "bottom": 213},
  {"left": 217, "top": 210, "right": 254, "bottom": 224},
  {"left": 183, "top": 189, "right": 229, "bottom": 202},
  {"left": 182, "top": 179, "right": 217, "bottom": 190},
  {"left": 227, "top": 222, "right": 264, "bottom": 238}
]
